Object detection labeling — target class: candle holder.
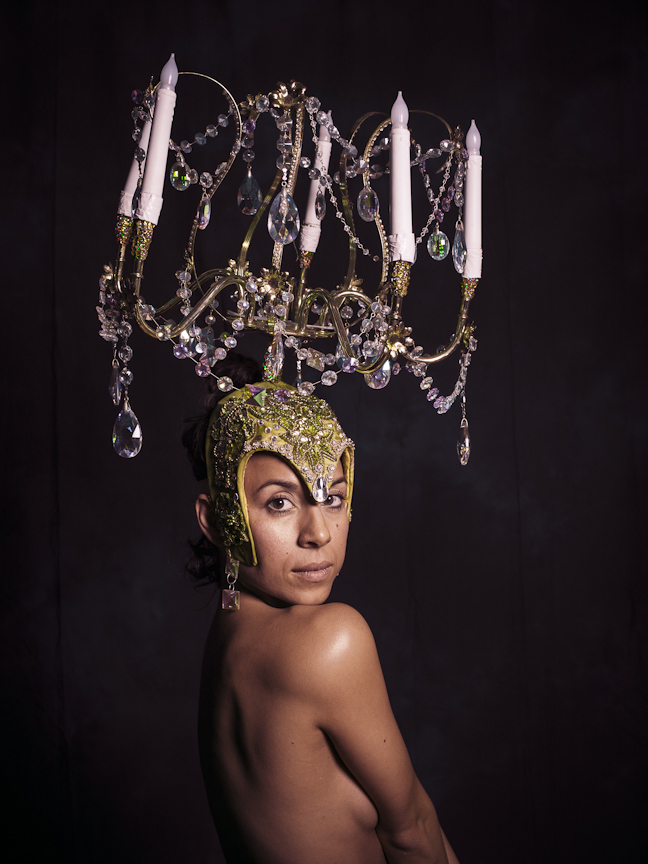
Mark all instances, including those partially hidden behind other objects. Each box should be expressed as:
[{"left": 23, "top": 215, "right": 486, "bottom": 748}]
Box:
[{"left": 98, "top": 65, "right": 482, "bottom": 463}]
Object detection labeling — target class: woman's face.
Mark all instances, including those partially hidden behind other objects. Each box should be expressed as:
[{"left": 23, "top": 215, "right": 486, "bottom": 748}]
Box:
[{"left": 238, "top": 453, "right": 349, "bottom": 607}]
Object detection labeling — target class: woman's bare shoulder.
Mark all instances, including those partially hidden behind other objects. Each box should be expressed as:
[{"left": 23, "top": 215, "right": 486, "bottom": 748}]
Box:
[{"left": 274, "top": 602, "right": 379, "bottom": 688}]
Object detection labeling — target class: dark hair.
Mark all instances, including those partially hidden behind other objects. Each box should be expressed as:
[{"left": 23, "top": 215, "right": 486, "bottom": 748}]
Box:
[{"left": 182, "top": 353, "right": 263, "bottom": 584}]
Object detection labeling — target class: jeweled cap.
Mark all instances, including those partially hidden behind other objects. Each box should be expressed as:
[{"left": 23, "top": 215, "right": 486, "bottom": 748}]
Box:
[{"left": 206, "top": 381, "right": 354, "bottom": 566}]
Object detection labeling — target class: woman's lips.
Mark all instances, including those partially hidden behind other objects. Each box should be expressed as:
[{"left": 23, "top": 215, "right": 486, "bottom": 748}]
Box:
[{"left": 293, "top": 562, "right": 332, "bottom": 582}]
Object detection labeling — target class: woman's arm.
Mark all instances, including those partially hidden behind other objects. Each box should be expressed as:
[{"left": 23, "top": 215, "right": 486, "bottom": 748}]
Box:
[{"left": 304, "top": 603, "right": 458, "bottom": 864}]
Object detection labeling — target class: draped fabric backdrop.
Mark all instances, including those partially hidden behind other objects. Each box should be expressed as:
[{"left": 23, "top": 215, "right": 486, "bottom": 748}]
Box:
[{"left": 2, "top": 1, "right": 647, "bottom": 861}]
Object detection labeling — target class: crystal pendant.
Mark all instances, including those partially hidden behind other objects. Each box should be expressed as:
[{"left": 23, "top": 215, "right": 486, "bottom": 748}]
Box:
[
  {"left": 268, "top": 190, "right": 300, "bottom": 244},
  {"left": 315, "top": 190, "right": 326, "bottom": 220},
  {"left": 427, "top": 227, "right": 450, "bottom": 260},
  {"left": 112, "top": 400, "right": 142, "bottom": 458},
  {"left": 364, "top": 358, "right": 391, "bottom": 390},
  {"left": 264, "top": 331, "right": 285, "bottom": 380},
  {"left": 197, "top": 196, "right": 211, "bottom": 230},
  {"left": 457, "top": 418, "right": 470, "bottom": 465},
  {"left": 452, "top": 224, "right": 466, "bottom": 273},
  {"left": 169, "top": 161, "right": 190, "bottom": 191},
  {"left": 357, "top": 187, "right": 379, "bottom": 222},
  {"left": 312, "top": 476, "right": 329, "bottom": 503},
  {"left": 221, "top": 589, "right": 240, "bottom": 610},
  {"left": 109, "top": 361, "right": 122, "bottom": 405},
  {"left": 237, "top": 172, "right": 262, "bottom": 215}
]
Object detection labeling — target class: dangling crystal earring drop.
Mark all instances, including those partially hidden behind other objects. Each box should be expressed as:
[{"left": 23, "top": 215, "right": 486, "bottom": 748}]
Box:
[{"left": 222, "top": 553, "right": 241, "bottom": 610}]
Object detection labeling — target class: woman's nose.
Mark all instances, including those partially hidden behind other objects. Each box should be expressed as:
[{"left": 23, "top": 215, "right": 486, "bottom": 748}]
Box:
[{"left": 298, "top": 503, "right": 331, "bottom": 547}]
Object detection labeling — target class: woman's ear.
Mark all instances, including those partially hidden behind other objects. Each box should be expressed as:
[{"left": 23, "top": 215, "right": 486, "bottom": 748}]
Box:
[{"left": 195, "top": 494, "right": 223, "bottom": 547}]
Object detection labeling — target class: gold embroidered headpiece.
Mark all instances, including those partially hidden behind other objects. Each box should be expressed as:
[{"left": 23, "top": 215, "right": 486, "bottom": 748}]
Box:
[{"left": 206, "top": 381, "right": 354, "bottom": 566}]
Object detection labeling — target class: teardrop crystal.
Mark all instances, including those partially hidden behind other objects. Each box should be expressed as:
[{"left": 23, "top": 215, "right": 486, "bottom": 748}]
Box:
[
  {"left": 112, "top": 402, "right": 143, "bottom": 458},
  {"left": 237, "top": 172, "right": 262, "bottom": 215},
  {"left": 109, "top": 362, "right": 122, "bottom": 405},
  {"left": 364, "top": 358, "right": 391, "bottom": 390},
  {"left": 197, "top": 196, "right": 211, "bottom": 230},
  {"left": 268, "top": 190, "right": 300, "bottom": 244},
  {"left": 315, "top": 190, "right": 326, "bottom": 220},
  {"left": 312, "top": 476, "right": 329, "bottom": 503},
  {"left": 457, "top": 419, "right": 470, "bottom": 466},
  {"left": 452, "top": 225, "right": 466, "bottom": 273},
  {"left": 357, "top": 187, "right": 379, "bottom": 222},
  {"left": 169, "top": 161, "right": 190, "bottom": 191},
  {"left": 263, "top": 331, "right": 285, "bottom": 381},
  {"left": 427, "top": 228, "right": 450, "bottom": 261}
]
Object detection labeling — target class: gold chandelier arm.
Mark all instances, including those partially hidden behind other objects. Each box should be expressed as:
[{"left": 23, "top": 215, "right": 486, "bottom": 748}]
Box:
[
  {"left": 134, "top": 271, "right": 244, "bottom": 339},
  {"left": 399, "top": 278, "right": 478, "bottom": 365}
]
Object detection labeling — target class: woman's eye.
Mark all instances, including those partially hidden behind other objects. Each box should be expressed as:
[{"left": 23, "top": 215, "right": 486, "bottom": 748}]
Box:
[
  {"left": 325, "top": 494, "right": 345, "bottom": 508},
  {"left": 268, "top": 497, "right": 290, "bottom": 511}
]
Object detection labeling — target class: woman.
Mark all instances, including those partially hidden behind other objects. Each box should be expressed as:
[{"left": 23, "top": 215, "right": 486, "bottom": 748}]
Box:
[{"left": 184, "top": 356, "right": 459, "bottom": 864}]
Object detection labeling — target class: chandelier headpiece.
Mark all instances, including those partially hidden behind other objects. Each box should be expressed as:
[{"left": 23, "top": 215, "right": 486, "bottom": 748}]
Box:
[{"left": 98, "top": 54, "right": 482, "bottom": 466}]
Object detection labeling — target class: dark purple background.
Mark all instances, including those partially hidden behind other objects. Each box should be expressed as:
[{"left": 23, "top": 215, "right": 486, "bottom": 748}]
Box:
[{"left": 2, "top": 1, "right": 647, "bottom": 861}]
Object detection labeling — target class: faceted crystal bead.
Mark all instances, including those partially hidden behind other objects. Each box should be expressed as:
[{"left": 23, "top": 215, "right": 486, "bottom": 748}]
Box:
[
  {"left": 118, "top": 345, "right": 133, "bottom": 362},
  {"left": 188, "top": 169, "right": 198, "bottom": 184},
  {"left": 217, "top": 376, "right": 234, "bottom": 392},
  {"left": 305, "top": 96, "right": 320, "bottom": 114},
  {"left": 364, "top": 359, "right": 391, "bottom": 390},
  {"left": 457, "top": 420, "right": 470, "bottom": 465},
  {"left": 321, "top": 371, "right": 337, "bottom": 386},
  {"left": 341, "top": 357, "right": 359, "bottom": 373},
  {"left": 200, "top": 172, "right": 213, "bottom": 188},
  {"left": 298, "top": 381, "right": 315, "bottom": 396},
  {"left": 315, "top": 191, "right": 326, "bottom": 220},
  {"left": 206, "top": 124, "right": 217, "bottom": 137},
  {"left": 426, "top": 387, "right": 440, "bottom": 401},
  {"left": 197, "top": 197, "right": 211, "bottom": 230},
  {"left": 362, "top": 340, "right": 380, "bottom": 359},
  {"left": 427, "top": 229, "right": 450, "bottom": 261},
  {"left": 237, "top": 173, "right": 262, "bottom": 215},
  {"left": 452, "top": 225, "right": 466, "bottom": 273},
  {"left": 170, "top": 161, "right": 190, "bottom": 191},
  {"left": 312, "top": 476, "right": 329, "bottom": 503},
  {"left": 195, "top": 361, "right": 211, "bottom": 377},
  {"left": 194, "top": 132, "right": 206, "bottom": 145},
  {"left": 420, "top": 376, "right": 434, "bottom": 390},
  {"left": 112, "top": 403, "right": 142, "bottom": 458},
  {"left": 268, "top": 191, "right": 300, "bottom": 245},
  {"left": 358, "top": 186, "right": 379, "bottom": 222},
  {"left": 256, "top": 95, "right": 270, "bottom": 112},
  {"left": 306, "top": 349, "right": 325, "bottom": 371},
  {"left": 173, "top": 344, "right": 189, "bottom": 359},
  {"left": 119, "top": 368, "right": 133, "bottom": 386},
  {"left": 109, "top": 363, "right": 122, "bottom": 405},
  {"left": 242, "top": 118, "right": 256, "bottom": 135}
]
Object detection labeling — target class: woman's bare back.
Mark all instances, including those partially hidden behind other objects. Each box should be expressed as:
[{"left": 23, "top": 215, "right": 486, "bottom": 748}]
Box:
[{"left": 199, "top": 596, "right": 387, "bottom": 864}]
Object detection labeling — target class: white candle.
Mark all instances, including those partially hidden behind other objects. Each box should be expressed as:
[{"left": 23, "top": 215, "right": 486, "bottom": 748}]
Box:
[
  {"left": 463, "top": 119, "right": 482, "bottom": 279},
  {"left": 300, "top": 115, "right": 332, "bottom": 254},
  {"left": 135, "top": 54, "right": 178, "bottom": 226},
  {"left": 118, "top": 115, "right": 152, "bottom": 217},
  {"left": 388, "top": 91, "right": 415, "bottom": 263}
]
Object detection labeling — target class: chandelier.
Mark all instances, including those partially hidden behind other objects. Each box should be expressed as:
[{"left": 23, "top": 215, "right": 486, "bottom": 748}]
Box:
[{"left": 97, "top": 54, "right": 482, "bottom": 465}]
